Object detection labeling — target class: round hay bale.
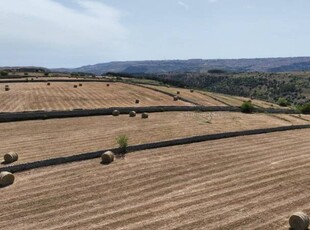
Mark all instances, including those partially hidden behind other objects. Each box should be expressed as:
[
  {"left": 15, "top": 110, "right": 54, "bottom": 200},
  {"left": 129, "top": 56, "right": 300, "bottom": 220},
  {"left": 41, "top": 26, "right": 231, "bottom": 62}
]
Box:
[
  {"left": 289, "top": 212, "right": 310, "bottom": 230},
  {"left": 190, "top": 89, "right": 194, "bottom": 93},
  {"left": 101, "top": 151, "right": 114, "bottom": 164},
  {"left": 47, "top": 82, "right": 51, "bottom": 86},
  {"left": 135, "top": 99, "right": 140, "bottom": 104},
  {"left": 79, "top": 83, "right": 83, "bottom": 87},
  {"left": 112, "top": 110, "right": 120, "bottom": 116},
  {"left": 4, "top": 152, "right": 18, "bottom": 163},
  {"left": 5, "top": 87, "right": 10, "bottom": 91},
  {"left": 129, "top": 111, "right": 136, "bottom": 117},
  {"left": 141, "top": 112, "right": 149, "bottom": 119},
  {"left": 0, "top": 172, "right": 15, "bottom": 187},
  {"left": 177, "top": 91, "right": 180, "bottom": 94},
  {"left": 5, "top": 85, "right": 9, "bottom": 88},
  {"left": 74, "top": 85, "right": 78, "bottom": 88},
  {"left": 106, "top": 83, "right": 110, "bottom": 87},
  {"left": 173, "top": 96, "right": 179, "bottom": 101}
]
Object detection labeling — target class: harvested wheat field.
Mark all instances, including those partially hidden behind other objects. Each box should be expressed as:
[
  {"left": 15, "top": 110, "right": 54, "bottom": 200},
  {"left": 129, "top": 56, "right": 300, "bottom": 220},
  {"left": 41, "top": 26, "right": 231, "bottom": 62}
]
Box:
[
  {"left": 139, "top": 84, "right": 227, "bottom": 106},
  {"left": 142, "top": 84, "right": 282, "bottom": 108},
  {"left": 204, "top": 91, "right": 289, "bottom": 109},
  {"left": 1, "top": 129, "right": 310, "bottom": 229},
  {"left": 0, "top": 112, "right": 309, "bottom": 166},
  {"left": 0, "top": 82, "right": 191, "bottom": 112}
]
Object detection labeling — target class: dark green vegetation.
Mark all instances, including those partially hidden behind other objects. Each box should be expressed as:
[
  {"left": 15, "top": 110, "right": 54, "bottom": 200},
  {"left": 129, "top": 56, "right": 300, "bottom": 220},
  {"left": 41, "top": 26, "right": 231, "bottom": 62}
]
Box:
[
  {"left": 299, "top": 103, "right": 310, "bottom": 114},
  {"left": 109, "top": 71, "right": 310, "bottom": 106},
  {"left": 116, "top": 134, "right": 129, "bottom": 154},
  {"left": 241, "top": 101, "right": 254, "bottom": 113},
  {"left": 54, "top": 57, "right": 310, "bottom": 74},
  {"left": 0, "top": 71, "right": 8, "bottom": 76}
]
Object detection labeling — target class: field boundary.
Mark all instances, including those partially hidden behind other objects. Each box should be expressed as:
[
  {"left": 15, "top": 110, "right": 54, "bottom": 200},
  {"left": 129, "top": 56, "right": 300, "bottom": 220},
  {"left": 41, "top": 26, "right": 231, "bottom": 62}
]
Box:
[
  {"left": 0, "top": 79, "right": 111, "bottom": 83},
  {"left": 0, "top": 105, "right": 300, "bottom": 123},
  {"left": 1, "top": 124, "right": 309, "bottom": 173}
]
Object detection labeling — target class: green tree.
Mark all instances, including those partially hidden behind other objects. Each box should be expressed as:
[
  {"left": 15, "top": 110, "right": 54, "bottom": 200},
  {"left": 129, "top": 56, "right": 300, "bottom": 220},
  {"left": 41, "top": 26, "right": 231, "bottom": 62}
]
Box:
[{"left": 277, "top": 97, "right": 290, "bottom": 107}]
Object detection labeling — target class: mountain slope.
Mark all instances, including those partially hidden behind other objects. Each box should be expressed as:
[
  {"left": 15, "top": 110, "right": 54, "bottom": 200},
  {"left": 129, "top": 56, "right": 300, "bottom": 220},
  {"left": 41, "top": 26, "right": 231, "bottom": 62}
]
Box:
[{"left": 54, "top": 57, "right": 310, "bottom": 74}]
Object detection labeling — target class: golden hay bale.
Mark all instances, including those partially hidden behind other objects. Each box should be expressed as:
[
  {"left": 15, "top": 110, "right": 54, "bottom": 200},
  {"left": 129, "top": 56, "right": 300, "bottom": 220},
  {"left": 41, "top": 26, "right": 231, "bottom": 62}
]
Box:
[
  {"left": 47, "top": 82, "right": 51, "bottom": 86},
  {"left": 177, "top": 91, "right": 180, "bottom": 94},
  {"left": 79, "top": 83, "right": 83, "bottom": 87},
  {"left": 4, "top": 152, "right": 18, "bottom": 163},
  {"left": 173, "top": 96, "right": 179, "bottom": 101},
  {"left": 5, "top": 87, "right": 10, "bottom": 91},
  {"left": 129, "top": 111, "right": 136, "bottom": 117},
  {"left": 106, "top": 83, "right": 110, "bottom": 87},
  {"left": 289, "top": 212, "right": 310, "bottom": 230},
  {"left": 0, "top": 172, "right": 15, "bottom": 187},
  {"left": 135, "top": 99, "right": 140, "bottom": 104},
  {"left": 101, "top": 151, "right": 114, "bottom": 164},
  {"left": 141, "top": 112, "right": 149, "bottom": 119},
  {"left": 112, "top": 110, "right": 120, "bottom": 116},
  {"left": 74, "top": 85, "right": 78, "bottom": 88}
]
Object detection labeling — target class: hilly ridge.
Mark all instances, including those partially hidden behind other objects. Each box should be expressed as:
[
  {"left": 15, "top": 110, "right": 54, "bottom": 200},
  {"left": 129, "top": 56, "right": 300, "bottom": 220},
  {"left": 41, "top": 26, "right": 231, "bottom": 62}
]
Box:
[{"left": 54, "top": 57, "right": 310, "bottom": 74}]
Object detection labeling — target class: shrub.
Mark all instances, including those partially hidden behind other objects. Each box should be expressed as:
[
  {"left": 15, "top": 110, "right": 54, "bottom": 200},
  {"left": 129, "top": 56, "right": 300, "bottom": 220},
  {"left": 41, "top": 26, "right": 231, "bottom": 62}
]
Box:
[
  {"left": 277, "top": 97, "right": 290, "bottom": 107},
  {"left": 241, "top": 101, "right": 254, "bottom": 113},
  {"left": 300, "top": 103, "right": 310, "bottom": 114},
  {"left": 0, "top": 71, "right": 8, "bottom": 76},
  {"left": 116, "top": 134, "right": 128, "bottom": 153}
]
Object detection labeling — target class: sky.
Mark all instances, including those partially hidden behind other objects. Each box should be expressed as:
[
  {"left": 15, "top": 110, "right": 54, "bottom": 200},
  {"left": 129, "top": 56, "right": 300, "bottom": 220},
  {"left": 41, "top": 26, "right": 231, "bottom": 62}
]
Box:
[{"left": 0, "top": 0, "right": 310, "bottom": 68}]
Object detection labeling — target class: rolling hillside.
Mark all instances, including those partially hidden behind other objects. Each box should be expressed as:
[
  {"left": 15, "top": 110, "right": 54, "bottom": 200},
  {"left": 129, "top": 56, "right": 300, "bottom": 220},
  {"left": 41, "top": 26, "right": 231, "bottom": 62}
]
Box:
[{"left": 54, "top": 57, "right": 310, "bottom": 74}]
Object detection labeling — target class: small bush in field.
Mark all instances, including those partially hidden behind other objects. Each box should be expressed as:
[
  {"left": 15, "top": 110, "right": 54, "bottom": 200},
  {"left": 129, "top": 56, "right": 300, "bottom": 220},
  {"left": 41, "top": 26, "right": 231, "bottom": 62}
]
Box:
[
  {"left": 116, "top": 135, "right": 128, "bottom": 154},
  {"left": 241, "top": 101, "right": 254, "bottom": 113}
]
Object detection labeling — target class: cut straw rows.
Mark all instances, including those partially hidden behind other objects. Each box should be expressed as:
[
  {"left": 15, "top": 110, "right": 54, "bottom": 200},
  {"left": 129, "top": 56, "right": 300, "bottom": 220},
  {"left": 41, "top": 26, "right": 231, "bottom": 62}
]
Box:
[{"left": 0, "top": 130, "right": 310, "bottom": 229}]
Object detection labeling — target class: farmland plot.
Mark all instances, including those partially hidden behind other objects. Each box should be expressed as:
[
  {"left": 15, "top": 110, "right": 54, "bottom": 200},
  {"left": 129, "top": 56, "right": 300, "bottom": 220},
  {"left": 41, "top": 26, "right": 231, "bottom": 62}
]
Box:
[
  {"left": 0, "top": 82, "right": 191, "bottom": 112},
  {"left": 0, "top": 129, "right": 310, "bottom": 229},
  {"left": 0, "top": 112, "right": 308, "bottom": 165}
]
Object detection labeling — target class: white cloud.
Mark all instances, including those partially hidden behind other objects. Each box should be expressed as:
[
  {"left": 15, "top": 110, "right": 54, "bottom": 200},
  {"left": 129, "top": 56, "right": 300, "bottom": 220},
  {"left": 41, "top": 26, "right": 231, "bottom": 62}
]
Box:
[
  {"left": 0, "top": 0, "right": 128, "bottom": 67},
  {"left": 178, "top": 1, "right": 189, "bottom": 9}
]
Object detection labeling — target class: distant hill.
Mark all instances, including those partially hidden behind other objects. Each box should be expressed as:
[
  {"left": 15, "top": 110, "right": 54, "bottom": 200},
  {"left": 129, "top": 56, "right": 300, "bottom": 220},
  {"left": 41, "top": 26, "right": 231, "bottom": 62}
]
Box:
[{"left": 54, "top": 57, "right": 310, "bottom": 74}]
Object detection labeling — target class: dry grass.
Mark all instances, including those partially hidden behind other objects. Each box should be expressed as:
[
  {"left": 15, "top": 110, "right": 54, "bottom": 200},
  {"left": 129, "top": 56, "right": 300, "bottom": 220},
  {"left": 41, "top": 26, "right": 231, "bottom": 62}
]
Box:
[
  {"left": 1, "top": 129, "right": 310, "bottom": 229},
  {"left": 129, "top": 111, "right": 136, "bottom": 117},
  {"left": 101, "top": 151, "right": 115, "bottom": 164},
  {"left": 289, "top": 212, "right": 309, "bottom": 230},
  {"left": 143, "top": 85, "right": 225, "bottom": 106},
  {"left": 0, "top": 82, "right": 191, "bottom": 112},
  {"left": 3, "top": 152, "right": 18, "bottom": 163},
  {"left": 0, "top": 172, "right": 15, "bottom": 187},
  {"left": 144, "top": 84, "right": 283, "bottom": 108},
  {"left": 0, "top": 111, "right": 308, "bottom": 166}
]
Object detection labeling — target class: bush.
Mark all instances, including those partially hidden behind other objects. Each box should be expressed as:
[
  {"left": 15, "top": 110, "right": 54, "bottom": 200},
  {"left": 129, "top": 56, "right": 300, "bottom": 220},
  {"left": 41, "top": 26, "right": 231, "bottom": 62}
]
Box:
[
  {"left": 241, "top": 101, "right": 254, "bottom": 113},
  {"left": 300, "top": 103, "right": 310, "bottom": 114},
  {"left": 0, "top": 71, "right": 8, "bottom": 76},
  {"left": 277, "top": 97, "right": 290, "bottom": 107},
  {"left": 116, "top": 134, "right": 128, "bottom": 153}
]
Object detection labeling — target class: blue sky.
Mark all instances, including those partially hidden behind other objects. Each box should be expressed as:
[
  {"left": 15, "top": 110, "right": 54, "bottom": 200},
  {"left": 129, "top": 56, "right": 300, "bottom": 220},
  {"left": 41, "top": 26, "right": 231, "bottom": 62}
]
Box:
[{"left": 0, "top": 0, "right": 309, "bottom": 68}]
